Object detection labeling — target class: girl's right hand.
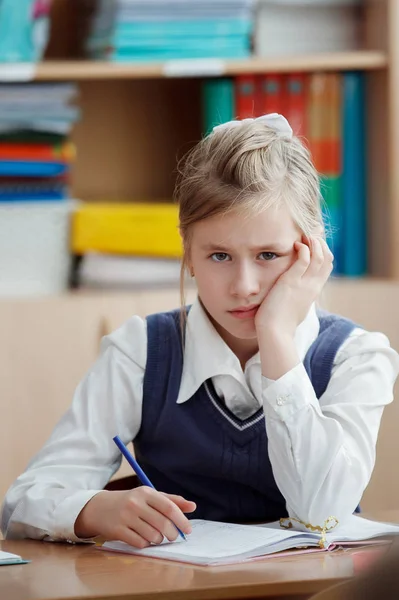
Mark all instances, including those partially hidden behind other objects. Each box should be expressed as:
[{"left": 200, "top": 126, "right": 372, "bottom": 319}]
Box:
[{"left": 74, "top": 488, "right": 196, "bottom": 547}]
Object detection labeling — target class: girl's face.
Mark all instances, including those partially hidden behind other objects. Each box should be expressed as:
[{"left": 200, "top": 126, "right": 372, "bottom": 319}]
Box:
[{"left": 189, "top": 205, "right": 302, "bottom": 355}]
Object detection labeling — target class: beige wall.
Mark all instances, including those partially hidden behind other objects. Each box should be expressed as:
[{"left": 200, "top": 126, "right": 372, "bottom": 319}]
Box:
[{"left": 322, "top": 279, "right": 399, "bottom": 512}]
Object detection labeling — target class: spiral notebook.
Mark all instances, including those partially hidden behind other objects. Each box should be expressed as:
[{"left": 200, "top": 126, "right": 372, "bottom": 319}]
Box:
[{"left": 101, "top": 515, "right": 399, "bottom": 566}]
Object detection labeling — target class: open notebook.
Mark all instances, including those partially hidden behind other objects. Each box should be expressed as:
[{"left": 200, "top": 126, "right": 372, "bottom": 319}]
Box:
[
  {"left": 0, "top": 550, "right": 29, "bottom": 566},
  {"left": 101, "top": 515, "right": 399, "bottom": 566}
]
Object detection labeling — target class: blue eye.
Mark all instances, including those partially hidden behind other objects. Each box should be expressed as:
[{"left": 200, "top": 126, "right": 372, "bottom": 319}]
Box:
[
  {"left": 211, "top": 252, "right": 230, "bottom": 262},
  {"left": 259, "top": 252, "right": 278, "bottom": 261}
]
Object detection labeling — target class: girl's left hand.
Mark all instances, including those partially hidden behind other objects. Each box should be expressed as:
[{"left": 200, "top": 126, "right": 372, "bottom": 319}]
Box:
[{"left": 255, "top": 236, "right": 333, "bottom": 340}]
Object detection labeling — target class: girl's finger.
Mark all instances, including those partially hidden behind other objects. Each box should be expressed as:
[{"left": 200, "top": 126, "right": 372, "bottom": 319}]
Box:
[
  {"left": 319, "top": 239, "right": 334, "bottom": 279},
  {"left": 161, "top": 493, "right": 197, "bottom": 513},
  {"left": 284, "top": 241, "right": 311, "bottom": 280},
  {"left": 320, "top": 238, "right": 334, "bottom": 261},
  {"left": 145, "top": 489, "right": 193, "bottom": 535},
  {"left": 118, "top": 527, "right": 151, "bottom": 549},
  {"left": 126, "top": 500, "right": 180, "bottom": 541},
  {"left": 305, "top": 237, "right": 325, "bottom": 278},
  {"left": 128, "top": 515, "right": 167, "bottom": 545}
]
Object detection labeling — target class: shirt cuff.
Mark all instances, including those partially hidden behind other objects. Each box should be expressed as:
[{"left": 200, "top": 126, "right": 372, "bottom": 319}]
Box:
[
  {"left": 262, "top": 362, "right": 319, "bottom": 420},
  {"left": 51, "top": 490, "right": 103, "bottom": 543}
]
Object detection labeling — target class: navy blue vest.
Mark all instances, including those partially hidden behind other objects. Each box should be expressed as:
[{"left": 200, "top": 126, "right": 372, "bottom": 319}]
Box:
[{"left": 134, "top": 308, "right": 357, "bottom": 523}]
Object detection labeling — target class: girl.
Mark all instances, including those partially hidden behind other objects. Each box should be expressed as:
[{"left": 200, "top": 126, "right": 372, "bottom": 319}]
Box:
[{"left": 2, "top": 114, "right": 398, "bottom": 548}]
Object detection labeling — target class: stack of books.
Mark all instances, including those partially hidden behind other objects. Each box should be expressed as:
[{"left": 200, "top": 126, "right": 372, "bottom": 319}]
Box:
[
  {"left": 255, "top": 0, "right": 362, "bottom": 57},
  {"left": 0, "top": 83, "right": 80, "bottom": 296},
  {"left": 0, "top": 83, "right": 79, "bottom": 202},
  {"left": 202, "top": 72, "right": 366, "bottom": 277},
  {"left": 70, "top": 201, "right": 187, "bottom": 290},
  {"left": 86, "top": 0, "right": 255, "bottom": 61}
]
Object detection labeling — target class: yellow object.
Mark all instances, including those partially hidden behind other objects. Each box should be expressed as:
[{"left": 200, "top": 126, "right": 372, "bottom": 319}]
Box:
[{"left": 71, "top": 202, "right": 182, "bottom": 258}]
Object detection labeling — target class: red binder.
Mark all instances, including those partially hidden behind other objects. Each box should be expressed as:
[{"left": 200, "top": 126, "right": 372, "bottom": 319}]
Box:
[
  {"left": 235, "top": 75, "right": 257, "bottom": 119},
  {"left": 256, "top": 73, "right": 285, "bottom": 117}
]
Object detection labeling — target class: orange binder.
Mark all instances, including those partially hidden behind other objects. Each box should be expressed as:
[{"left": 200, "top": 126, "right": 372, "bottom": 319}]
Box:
[
  {"left": 307, "top": 73, "right": 341, "bottom": 174},
  {"left": 285, "top": 73, "right": 308, "bottom": 138}
]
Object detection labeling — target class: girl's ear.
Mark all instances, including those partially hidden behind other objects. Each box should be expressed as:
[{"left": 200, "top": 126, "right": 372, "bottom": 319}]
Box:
[
  {"left": 186, "top": 259, "right": 194, "bottom": 277},
  {"left": 182, "top": 244, "right": 194, "bottom": 277}
]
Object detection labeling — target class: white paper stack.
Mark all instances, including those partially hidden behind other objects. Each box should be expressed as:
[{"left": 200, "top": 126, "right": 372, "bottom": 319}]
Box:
[
  {"left": 255, "top": 0, "right": 363, "bottom": 57},
  {"left": 78, "top": 253, "right": 190, "bottom": 290}
]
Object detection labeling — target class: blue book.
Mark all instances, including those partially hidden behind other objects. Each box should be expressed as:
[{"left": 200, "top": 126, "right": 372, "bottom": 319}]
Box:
[
  {"left": 0, "top": 181, "right": 67, "bottom": 201},
  {"left": 114, "top": 35, "right": 249, "bottom": 51},
  {"left": 114, "top": 18, "right": 253, "bottom": 40},
  {"left": 0, "top": 192, "right": 66, "bottom": 202},
  {"left": 113, "top": 46, "right": 250, "bottom": 61},
  {"left": 342, "top": 72, "right": 367, "bottom": 276},
  {"left": 0, "top": 161, "right": 69, "bottom": 177}
]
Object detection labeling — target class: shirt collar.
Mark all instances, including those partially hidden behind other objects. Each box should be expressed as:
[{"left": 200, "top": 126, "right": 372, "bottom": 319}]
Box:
[{"left": 176, "top": 297, "right": 320, "bottom": 404}]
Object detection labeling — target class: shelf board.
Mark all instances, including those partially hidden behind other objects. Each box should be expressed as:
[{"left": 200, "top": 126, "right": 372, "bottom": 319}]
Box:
[{"left": 34, "top": 51, "right": 388, "bottom": 80}]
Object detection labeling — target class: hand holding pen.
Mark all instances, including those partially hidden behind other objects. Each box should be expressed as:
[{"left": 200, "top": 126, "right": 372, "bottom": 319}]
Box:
[
  {"left": 74, "top": 436, "right": 196, "bottom": 547},
  {"left": 112, "top": 435, "right": 190, "bottom": 541}
]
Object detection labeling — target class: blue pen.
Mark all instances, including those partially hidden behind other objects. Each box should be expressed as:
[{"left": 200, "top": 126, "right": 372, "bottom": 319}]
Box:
[{"left": 112, "top": 435, "right": 186, "bottom": 541}]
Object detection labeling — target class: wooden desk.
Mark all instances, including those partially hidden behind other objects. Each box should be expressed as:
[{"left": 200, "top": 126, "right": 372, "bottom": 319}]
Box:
[
  {"left": 0, "top": 536, "right": 391, "bottom": 600},
  {"left": 1, "top": 513, "right": 397, "bottom": 600}
]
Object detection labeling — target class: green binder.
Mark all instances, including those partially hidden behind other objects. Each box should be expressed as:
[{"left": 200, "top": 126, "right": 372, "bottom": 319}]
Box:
[{"left": 202, "top": 78, "right": 235, "bottom": 136}]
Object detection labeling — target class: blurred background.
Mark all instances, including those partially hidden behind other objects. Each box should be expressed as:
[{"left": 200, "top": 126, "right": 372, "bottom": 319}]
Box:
[{"left": 1, "top": 0, "right": 399, "bottom": 519}]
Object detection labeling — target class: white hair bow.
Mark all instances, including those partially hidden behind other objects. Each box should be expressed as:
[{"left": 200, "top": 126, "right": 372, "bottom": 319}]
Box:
[{"left": 212, "top": 113, "right": 293, "bottom": 138}]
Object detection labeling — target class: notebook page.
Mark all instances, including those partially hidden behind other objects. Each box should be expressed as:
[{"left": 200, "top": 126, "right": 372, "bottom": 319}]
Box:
[
  {"left": 102, "top": 518, "right": 313, "bottom": 564},
  {"left": 0, "top": 550, "right": 25, "bottom": 565},
  {"left": 327, "top": 515, "right": 399, "bottom": 544}
]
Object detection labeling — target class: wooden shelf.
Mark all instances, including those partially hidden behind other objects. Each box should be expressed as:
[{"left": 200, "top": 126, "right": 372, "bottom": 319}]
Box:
[{"left": 35, "top": 51, "right": 388, "bottom": 80}]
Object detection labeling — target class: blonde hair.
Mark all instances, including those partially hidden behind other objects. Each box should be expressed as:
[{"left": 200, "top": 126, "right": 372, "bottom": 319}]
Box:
[{"left": 174, "top": 118, "right": 324, "bottom": 317}]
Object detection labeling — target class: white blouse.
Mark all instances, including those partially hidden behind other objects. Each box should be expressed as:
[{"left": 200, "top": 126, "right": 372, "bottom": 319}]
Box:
[{"left": 2, "top": 299, "right": 399, "bottom": 542}]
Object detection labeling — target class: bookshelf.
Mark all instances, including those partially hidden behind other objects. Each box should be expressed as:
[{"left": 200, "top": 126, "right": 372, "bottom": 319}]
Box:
[
  {"left": 28, "top": 0, "right": 396, "bottom": 279},
  {"left": 34, "top": 52, "right": 388, "bottom": 80},
  {"left": 0, "top": 0, "right": 397, "bottom": 280}
]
